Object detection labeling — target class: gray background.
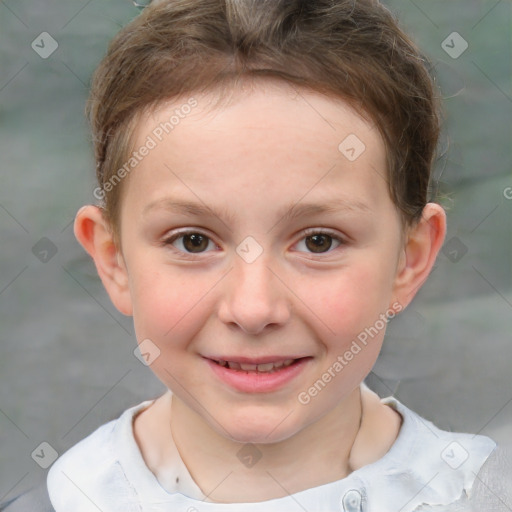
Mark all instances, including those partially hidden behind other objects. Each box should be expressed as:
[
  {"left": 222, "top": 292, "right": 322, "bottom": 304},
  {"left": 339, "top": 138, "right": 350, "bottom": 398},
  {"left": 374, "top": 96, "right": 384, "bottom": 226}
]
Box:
[{"left": 1, "top": 0, "right": 511, "bottom": 499}]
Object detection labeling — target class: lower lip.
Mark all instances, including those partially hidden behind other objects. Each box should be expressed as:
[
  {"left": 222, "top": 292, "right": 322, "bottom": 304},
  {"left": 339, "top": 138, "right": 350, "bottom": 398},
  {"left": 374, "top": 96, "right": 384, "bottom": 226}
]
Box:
[{"left": 205, "top": 358, "right": 311, "bottom": 393}]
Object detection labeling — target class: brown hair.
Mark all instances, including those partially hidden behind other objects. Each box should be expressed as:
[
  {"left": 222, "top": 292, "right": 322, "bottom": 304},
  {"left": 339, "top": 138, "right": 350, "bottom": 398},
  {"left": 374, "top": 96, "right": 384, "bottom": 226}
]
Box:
[{"left": 87, "top": 0, "right": 441, "bottom": 240}]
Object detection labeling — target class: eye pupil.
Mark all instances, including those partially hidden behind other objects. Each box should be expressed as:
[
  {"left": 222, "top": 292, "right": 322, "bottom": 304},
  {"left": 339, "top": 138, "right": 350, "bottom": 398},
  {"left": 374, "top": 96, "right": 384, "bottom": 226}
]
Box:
[
  {"left": 183, "top": 233, "right": 208, "bottom": 252},
  {"left": 306, "top": 234, "right": 332, "bottom": 253}
]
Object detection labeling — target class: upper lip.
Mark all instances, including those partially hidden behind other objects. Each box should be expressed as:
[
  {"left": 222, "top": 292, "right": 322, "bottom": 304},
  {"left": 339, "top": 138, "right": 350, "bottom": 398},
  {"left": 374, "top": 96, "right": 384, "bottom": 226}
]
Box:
[{"left": 204, "top": 355, "right": 308, "bottom": 364}]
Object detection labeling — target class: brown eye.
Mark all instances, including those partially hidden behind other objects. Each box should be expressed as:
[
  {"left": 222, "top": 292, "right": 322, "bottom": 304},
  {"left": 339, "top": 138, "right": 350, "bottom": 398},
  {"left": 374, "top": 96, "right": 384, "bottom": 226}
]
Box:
[
  {"left": 305, "top": 233, "right": 333, "bottom": 253},
  {"left": 165, "top": 231, "right": 215, "bottom": 254},
  {"left": 182, "top": 233, "right": 209, "bottom": 252},
  {"left": 294, "top": 230, "right": 343, "bottom": 255}
]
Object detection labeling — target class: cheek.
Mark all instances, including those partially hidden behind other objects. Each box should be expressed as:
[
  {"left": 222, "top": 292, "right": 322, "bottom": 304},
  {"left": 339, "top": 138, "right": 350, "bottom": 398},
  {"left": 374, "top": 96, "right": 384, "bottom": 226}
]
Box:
[
  {"left": 299, "top": 261, "right": 396, "bottom": 383},
  {"left": 304, "top": 264, "right": 395, "bottom": 336},
  {"left": 129, "top": 268, "right": 212, "bottom": 344}
]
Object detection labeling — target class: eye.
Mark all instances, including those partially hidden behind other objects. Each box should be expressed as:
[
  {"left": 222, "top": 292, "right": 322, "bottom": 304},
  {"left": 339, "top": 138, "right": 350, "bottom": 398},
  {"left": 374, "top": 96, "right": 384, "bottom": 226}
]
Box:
[
  {"left": 295, "top": 229, "right": 344, "bottom": 254},
  {"left": 163, "top": 230, "right": 217, "bottom": 254},
  {"left": 163, "top": 229, "right": 344, "bottom": 255}
]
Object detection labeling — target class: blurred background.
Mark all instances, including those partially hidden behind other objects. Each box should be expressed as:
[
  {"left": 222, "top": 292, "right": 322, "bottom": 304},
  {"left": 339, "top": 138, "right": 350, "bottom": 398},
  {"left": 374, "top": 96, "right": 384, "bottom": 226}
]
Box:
[{"left": 0, "top": 0, "right": 511, "bottom": 498}]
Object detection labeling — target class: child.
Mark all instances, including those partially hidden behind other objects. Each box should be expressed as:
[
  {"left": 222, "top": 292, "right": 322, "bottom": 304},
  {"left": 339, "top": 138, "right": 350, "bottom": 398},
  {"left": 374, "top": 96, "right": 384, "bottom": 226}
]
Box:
[{"left": 7, "top": 0, "right": 510, "bottom": 510}]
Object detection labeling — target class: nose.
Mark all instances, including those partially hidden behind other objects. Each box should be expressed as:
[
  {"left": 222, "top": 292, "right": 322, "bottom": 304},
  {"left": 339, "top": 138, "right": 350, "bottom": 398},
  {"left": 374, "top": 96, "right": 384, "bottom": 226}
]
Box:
[{"left": 217, "top": 253, "right": 291, "bottom": 335}]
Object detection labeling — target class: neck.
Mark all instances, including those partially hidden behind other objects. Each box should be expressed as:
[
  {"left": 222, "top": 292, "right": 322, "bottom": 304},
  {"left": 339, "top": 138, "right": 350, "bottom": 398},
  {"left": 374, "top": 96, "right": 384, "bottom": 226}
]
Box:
[{"left": 169, "top": 386, "right": 363, "bottom": 503}]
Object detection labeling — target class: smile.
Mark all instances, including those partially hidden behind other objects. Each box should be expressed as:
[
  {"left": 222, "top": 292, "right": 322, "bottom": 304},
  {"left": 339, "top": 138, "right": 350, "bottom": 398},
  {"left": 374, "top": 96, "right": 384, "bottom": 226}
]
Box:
[
  {"left": 211, "top": 358, "right": 296, "bottom": 373},
  {"left": 205, "top": 356, "right": 312, "bottom": 393}
]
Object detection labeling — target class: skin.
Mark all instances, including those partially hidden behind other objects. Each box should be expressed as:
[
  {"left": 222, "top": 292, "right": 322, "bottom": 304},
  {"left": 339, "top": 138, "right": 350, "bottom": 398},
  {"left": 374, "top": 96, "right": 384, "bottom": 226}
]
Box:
[{"left": 74, "top": 79, "right": 446, "bottom": 503}]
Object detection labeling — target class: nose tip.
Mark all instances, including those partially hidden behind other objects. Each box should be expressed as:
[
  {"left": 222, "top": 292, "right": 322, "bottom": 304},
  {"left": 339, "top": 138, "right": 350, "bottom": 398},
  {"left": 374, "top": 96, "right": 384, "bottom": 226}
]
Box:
[{"left": 217, "top": 257, "right": 290, "bottom": 335}]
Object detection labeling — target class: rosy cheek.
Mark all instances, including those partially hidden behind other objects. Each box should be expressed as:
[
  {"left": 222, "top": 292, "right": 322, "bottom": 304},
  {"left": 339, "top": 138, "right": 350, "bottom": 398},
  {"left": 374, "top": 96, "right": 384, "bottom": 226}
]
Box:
[
  {"left": 130, "top": 273, "right": 174, "bottom": 335},
  {"left": 131, "top": 272, "right": 209, "bottom": 342},
  {"left": 316, "top": 274, "right": 368, "bottom": 315},
  {"left": 316, "top": 276, "right": 389, "bottom": 344}
]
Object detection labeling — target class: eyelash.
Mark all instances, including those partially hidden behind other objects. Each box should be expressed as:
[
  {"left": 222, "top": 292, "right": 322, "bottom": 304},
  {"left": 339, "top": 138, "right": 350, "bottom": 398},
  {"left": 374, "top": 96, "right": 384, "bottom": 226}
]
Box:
[{"left": 162, "top": 228, "right": 345, "bottom": 257}]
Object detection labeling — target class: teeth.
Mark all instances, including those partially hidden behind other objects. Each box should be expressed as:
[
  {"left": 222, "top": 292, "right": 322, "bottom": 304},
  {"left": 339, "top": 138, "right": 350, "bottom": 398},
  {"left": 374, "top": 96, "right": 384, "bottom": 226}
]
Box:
[
  {"left": 256, "top": 363, "right": 274, "bottom": 372},
  {"left": 240, "top": 363, "right": 258, "bottom": 371},
  {"left": 216, "top": 358, "right": 297, "bottom": 372}
]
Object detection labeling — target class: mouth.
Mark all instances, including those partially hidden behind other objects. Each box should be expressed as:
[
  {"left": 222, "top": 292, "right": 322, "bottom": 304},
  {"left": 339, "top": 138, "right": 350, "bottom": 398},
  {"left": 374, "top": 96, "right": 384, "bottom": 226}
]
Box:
[
  {"left": 209, "top": 358, "right": 300, "bottom": 373},
  {"left": 204, "top": 355, "right": 312, "bottom": 393}
]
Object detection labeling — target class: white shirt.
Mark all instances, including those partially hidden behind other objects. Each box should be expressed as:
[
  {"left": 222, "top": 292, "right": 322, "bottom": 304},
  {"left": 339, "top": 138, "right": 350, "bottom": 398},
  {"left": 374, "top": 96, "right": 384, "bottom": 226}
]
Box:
[{"left": 47, "top": 393, "right": 500, "bottom": 512}]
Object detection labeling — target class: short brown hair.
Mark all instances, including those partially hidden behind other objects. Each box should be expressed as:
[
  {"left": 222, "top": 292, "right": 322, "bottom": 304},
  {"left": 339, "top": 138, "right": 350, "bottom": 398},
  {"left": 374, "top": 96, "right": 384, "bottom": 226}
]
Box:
[{"left": 87, "top": 0, "right": 441, "bottom": 239}]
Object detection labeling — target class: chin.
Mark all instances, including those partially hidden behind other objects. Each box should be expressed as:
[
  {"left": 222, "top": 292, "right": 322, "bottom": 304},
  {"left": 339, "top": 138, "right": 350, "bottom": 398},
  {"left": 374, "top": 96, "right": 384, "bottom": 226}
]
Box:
[
  {"left": 225, "top": 428, "right": 292, "bottom": 445},
  {"left": 217, "top": 407, "right": 304, "bottom": 445}
]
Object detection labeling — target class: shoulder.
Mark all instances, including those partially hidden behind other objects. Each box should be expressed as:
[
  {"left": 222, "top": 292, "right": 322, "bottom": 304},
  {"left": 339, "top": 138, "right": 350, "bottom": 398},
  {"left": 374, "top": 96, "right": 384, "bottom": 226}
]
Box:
[
  {"left": 383, "top": 395, "right": 497, "bottom": 464},
  {"left": 46, "top": 400, "right": 154, "bottom": 512},
  {"left": 364, "top": 395, "right": 498, "bottom": 510},
  {"left": 46, "top": 417, "right": 119, "bottom": 510}
]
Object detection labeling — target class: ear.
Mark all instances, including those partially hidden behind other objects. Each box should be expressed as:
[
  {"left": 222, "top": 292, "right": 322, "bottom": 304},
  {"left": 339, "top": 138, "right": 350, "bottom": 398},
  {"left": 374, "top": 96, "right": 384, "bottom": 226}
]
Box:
[
  {"left": 391, "top": 203, "right": 446, "bottom": 310},
  {"left": 74, "top": 205, "right": 133, "bottom": 316}
]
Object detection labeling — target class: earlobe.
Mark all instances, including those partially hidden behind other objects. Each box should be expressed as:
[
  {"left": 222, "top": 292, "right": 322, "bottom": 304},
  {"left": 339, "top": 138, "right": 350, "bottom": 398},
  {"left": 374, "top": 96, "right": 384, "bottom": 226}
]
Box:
[
  {"left": 392, "top": 203, "right": 447, "bottom": 310},
  {"left": 73, "top": 205, "right": 133, "bottom": 316}
]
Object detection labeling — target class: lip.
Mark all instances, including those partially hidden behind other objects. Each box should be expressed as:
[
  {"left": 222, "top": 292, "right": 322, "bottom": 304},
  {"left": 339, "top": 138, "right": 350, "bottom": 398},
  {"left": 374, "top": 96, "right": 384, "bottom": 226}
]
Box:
[
  {"left": 204, "top": 356, "right": 312, "bottom": 393},
  {"left": 205, "top": 355, "right": 307, "bottom": 365}
]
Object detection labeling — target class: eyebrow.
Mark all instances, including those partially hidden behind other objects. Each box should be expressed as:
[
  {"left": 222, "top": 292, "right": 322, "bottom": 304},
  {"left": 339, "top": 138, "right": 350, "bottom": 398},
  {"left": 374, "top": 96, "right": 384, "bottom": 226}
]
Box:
[{"left": 142, "top": 197, "right": 372, "bottom": 226}]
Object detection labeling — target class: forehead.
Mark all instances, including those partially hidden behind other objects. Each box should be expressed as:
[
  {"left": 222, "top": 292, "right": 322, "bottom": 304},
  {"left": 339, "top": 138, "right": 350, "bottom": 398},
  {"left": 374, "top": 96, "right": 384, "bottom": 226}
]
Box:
[{"left": 123, "top": 80, "right": 390, "bottom": 223}]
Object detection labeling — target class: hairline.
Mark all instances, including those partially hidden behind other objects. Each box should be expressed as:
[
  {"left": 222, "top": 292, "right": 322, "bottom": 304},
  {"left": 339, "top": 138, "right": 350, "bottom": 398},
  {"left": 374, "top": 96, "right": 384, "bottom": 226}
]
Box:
[{"left": 103, "top": 75, "right": 412, "bottom": 248}]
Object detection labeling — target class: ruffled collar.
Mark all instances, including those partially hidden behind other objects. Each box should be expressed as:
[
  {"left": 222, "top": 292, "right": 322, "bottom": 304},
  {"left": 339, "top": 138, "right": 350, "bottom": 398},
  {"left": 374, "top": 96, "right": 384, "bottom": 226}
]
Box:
[{"left": 110, "top": 394, "right": 496, "bottom": 511}]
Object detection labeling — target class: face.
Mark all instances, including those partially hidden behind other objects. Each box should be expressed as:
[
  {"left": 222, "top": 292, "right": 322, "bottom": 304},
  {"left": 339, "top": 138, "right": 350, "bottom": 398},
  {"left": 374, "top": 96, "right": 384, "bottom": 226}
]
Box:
[{"left": 117, "top": 80, "right": 405, "bottom": 444}]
